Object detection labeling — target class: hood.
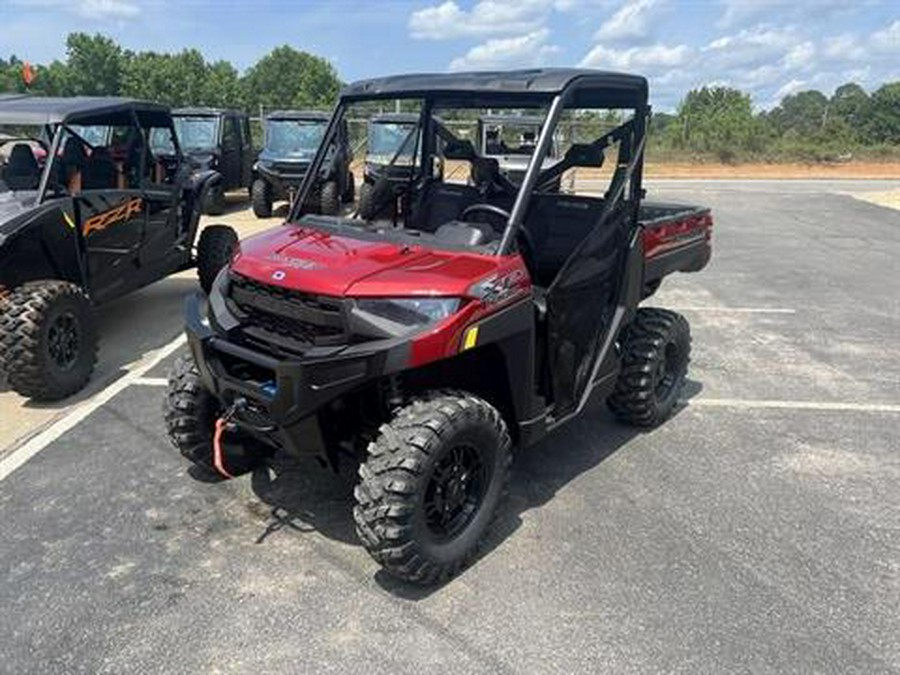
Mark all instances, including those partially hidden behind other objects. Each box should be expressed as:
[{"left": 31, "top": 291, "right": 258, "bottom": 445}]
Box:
[
  {"left": 231, "top": 221, "right": 502, "bottom": 298},
  {"left": 258, "top": 148, "right": 315, "bottom": 165},
  {"left": 0, "top": 190, "right": 37, "bottom": 231}
]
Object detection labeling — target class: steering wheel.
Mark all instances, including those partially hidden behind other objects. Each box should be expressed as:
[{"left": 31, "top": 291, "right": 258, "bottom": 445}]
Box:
[{"left": 460, "top": 203, "right": 511, "bottom": 227}]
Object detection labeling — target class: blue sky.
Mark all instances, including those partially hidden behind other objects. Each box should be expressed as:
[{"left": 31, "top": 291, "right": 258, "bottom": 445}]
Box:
[{"left": 2, "top": 0, "right": 898, "bottom": 110}]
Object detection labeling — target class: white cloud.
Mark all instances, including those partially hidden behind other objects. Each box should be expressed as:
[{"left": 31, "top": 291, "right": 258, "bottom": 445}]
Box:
[
  {"left": 772, "top": 78, "right": 806, "bottom": 100},
  {"left": 594, "top": 0, "right": 664, "bottom": 42},
  {"left": 77, "top": 0, "right": 140, "bottom": 19},
  {"left": 717, "top": 0, "right": 848, "bottom": 29},
  {"left": 409, "top": 0, "right": 548, "bottom": 40},
  {"left": 448, "top": 29, "right": 560, "bottom": 71},
  {"left": 580, "top": 42, "right": 690, "bottom": 70},
  {"left": 871, "top": 19, "right": 900, "bottom": 51},
  {"left": 10, "top": 0, "right": 140, "bottom": 20}
]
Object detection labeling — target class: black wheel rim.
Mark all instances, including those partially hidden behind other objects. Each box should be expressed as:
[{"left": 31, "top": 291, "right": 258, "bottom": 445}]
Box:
[
  {"left": 654, "top": 341, "right": 681, "bottom": 399},
  {"left": 424, "top": 443, "right": 488, "bottom": 541},
  {"left": 47, "top": 312, "right": 80, "bottom": 371}
]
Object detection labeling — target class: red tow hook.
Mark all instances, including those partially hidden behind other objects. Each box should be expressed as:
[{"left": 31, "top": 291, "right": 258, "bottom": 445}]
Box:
[{"left": 212, "top": 399, "right": 245, "bottom": 480}]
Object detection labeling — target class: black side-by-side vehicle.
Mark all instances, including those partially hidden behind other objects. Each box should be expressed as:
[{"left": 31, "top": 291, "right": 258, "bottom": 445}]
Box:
[
  {"left": 162, "top": 108, "right": 255, "bottom": 215},
  {"left": 0, "top": 96, "right": 237, "bottom": 400},
  {"left": 250, "top": 110, "right": 354, "bottom": 218}
]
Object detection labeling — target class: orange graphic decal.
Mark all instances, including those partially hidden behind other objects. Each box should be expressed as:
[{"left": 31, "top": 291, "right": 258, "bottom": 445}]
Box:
[{"left": 83, "top": 198, "right": 143, "bottom": 237}]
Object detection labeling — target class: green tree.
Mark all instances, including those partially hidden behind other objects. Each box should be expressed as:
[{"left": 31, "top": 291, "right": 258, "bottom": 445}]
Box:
[
  {"left": 668, "top": 86, "right": 763, "bottom": 161},
  {"left": 63, "top": 33, "right": 123, "bottom": 96},
  {"left": 864, "top": 82, "right": 900, "bottom": 143},
  {"left": 241, "top": 46, "right": 340, "bottom": 112},
  {"left": 768, "top": 90, "right": 829, "bottom": 138}
]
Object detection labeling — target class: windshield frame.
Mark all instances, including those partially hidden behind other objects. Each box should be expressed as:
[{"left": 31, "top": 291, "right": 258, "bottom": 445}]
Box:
[{"left": 289, "top": 85, "right": 649, "bottom": 257}]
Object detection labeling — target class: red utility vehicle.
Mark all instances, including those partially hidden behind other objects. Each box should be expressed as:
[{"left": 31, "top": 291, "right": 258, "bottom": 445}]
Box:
[{"left": 165, "top": 69, "right": 712, "bottom": 584}]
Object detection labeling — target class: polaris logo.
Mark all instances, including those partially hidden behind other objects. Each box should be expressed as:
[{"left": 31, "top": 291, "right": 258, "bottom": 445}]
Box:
[{"left": 266, "top": 252, "right": 321, "bottom": 270}]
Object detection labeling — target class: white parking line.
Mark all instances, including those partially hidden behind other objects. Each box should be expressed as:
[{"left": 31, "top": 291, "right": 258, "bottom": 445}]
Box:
[
  {"left": 133, "top": 377, "right": 170, "bottom": 387},
  {"left": 668, "top": 307, "right": 797, "bottom": 314},
  {"left": 0, "top": 335, "right": 187, "bottom": 482},
  {"left": 683, "top": 398, "right": 900, "bottom": 413}
]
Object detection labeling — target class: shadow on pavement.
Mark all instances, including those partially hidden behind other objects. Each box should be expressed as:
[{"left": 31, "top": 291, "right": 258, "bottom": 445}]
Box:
[{"left": 218, "top": 392, "right": 686, "bottom": 597}]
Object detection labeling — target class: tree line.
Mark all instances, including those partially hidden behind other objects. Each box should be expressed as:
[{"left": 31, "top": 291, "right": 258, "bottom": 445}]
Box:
[
  {"left": 2, "top": 33, "right": 898, "bottom": 163},
  {"left": 1, "top": 33, "right": 340, "bottom": 113},
  {"left": 651, "top": 82, "right": 900, "bottom": 163}
]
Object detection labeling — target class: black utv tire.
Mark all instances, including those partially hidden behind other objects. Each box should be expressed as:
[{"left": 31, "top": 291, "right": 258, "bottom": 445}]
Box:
[
  {"left": 319, "top": 180, "right": 340, "bottom": 216},
  {"left": 251, "top": 178, "right": 273, "bottom": 218},
  {"left": 202, "top": 182, "right": 226, "bottom": 215},
  {"left": 354, "top": 391, "right": 512, "bottom": 585},
  {"left": 608, "top": 308, "right": 691, "bottom": 427},
  {"left": 342, "top": 172, "right": 355, "bottom": 203},
  {"left": 1, "top": 280, "right": 97, "bottom": 401},
  {"left": 164, "top": 355, "right": 219, "bottom": 464},
  {"left": 196, "top": 225, "right": 238, "bottom": 294},
  {"left": 357, "top": 180, "right": 375, "bottom": 220}
]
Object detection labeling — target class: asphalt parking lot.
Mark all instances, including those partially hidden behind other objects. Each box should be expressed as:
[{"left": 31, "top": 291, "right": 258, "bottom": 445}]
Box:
[{"left": 1, "top": 180, "right": 899, "bottom": 674}]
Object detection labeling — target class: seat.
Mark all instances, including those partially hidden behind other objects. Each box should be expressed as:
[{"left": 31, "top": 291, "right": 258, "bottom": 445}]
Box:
[
  {"left": 413, "top": 181, "right": 480, "bottom": 233},
  {"left": 434, "top": 221, "right": 496, "bottom": 247},
  {"left": 4, "top": 144, "right": 40, "bottom": 191},
  {"left": 59, "top": 137, "right": 88, "bottom": 194},
  {"left": 82, "top": 147, "right": 118, "bottom": 190}
]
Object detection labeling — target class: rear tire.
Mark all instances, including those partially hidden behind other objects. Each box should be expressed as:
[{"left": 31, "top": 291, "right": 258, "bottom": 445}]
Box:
[
  {"left": 354, "top": 391, "right": 512, "bottom": 585},
  {"left": 357, "top": 181, "right": 375, "bottom": 220},
  {"left": 196, "top": 225, "right": 238, "bottom": 294},
  {"left": 202, "top": 182, "right": 226, "bottom": 216},
  {"left": 1, "top": 280, "right": 97, "bottom": 401},
  {"left": 319, "top": 180, "right": 340, "bottom": 216},
  {"left": 251, "top": 178, "right": 273, "bottom": 218},
  {"left": 164, "top": 355, "right": 219, "bottom": 464},
  {"left": 342, "top": 172, "right": 355, "bottom": 203},
  {"left": 608, "top": 308, "right": 691, "bottom": 427}
]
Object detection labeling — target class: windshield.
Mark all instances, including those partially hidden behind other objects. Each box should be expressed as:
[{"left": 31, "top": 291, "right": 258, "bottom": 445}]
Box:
[
  {"left": 69, "top": 125, "right": 110, "bottom": 147},
  {"left": 482, "top": 119, "right": 559, "bottom": 158},
  {"left": 173, "top": 116, "right": 219, "bottom": 152},
  {"left": 368, "top": 122, "right": 417, "bottom": 157},
  {"left": 265, "top": 119, "right": 326, "bottom": 158},
  {"left": 148, "top": 127, "right": 176, "bottom": 155}
]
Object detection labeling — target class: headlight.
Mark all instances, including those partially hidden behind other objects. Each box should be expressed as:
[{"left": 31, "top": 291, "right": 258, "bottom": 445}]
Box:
[{"left": 355, "top": 297, "right": 461, "bottom": 329}]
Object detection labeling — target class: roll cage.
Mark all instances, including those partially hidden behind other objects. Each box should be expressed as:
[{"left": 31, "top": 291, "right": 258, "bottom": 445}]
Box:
[
  {"left": 0, "top": 96, "right": 181, "bottom": 203},
  {"left": 289, "top": 69, "right": 650, "bottom": 257}
]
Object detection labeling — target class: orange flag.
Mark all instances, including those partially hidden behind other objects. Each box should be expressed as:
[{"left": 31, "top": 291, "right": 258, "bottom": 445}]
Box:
[{"left": 22, "top": 62, "right": 36, "bottom": 87}]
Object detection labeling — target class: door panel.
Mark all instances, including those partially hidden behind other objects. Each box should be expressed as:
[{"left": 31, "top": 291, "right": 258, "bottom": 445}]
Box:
[
  {"left": 79, "top": 190, "right": 146, "bottom": 302},
  {"left": 545, "top": 203, "right": 631, "bottom": 416},
  {"left": 221, "top": 116, "right": 241, "bottom": 190},
  {"left": 140, "top": 183, "right": 185, "bottom": 275}
]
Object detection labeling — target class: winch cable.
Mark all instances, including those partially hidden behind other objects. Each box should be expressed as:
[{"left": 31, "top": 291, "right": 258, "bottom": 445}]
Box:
[
  {"left": 212, "top": 399, "right": 245, "bottom": 480},
  {"left": 212, "top": 417, "right": 236, "bottom": 480}
]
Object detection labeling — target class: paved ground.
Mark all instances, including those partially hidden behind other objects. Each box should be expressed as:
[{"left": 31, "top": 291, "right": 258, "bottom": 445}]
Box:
[{"left": 1, "top": 181, "right": 899, "bottom": 673}]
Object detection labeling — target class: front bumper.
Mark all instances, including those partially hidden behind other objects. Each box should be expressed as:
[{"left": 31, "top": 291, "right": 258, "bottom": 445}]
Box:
[
  {"left": 185, "top": 291, "right": 408, "bottom": 454},
  {"left": 256, "top": 163, "right": 310, "bottom": 197}
]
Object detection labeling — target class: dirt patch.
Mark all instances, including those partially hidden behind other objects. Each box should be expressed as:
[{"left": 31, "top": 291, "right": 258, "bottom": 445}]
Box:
[
  {"left": 848, "top": 190, "right": 900, "bottom": 211},
  {"left": 644, "top": 162, "right": 900, "bottom": 179}
]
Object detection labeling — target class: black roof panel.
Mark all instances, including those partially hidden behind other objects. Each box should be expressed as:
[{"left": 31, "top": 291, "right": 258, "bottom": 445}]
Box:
[
  {"left": 341, "top": 68, "right": 648, "bottom": 108},
  {"left": 0, "top": 96, "right": 169, "bottom": 125},
  {"left": 265, "top": 110, "right": 330, "bottom": 121},
  {"left": 173, "top": 107, "right": 247, "bottom": 117}
]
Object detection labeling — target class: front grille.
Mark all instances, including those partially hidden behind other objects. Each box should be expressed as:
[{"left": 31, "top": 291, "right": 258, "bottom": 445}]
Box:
[
  {"left": 272, "top": 162, "right": 308, "bottom": 175},
  {"left": 227, "top": 273, "right": 347, "bottom": 351}
]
